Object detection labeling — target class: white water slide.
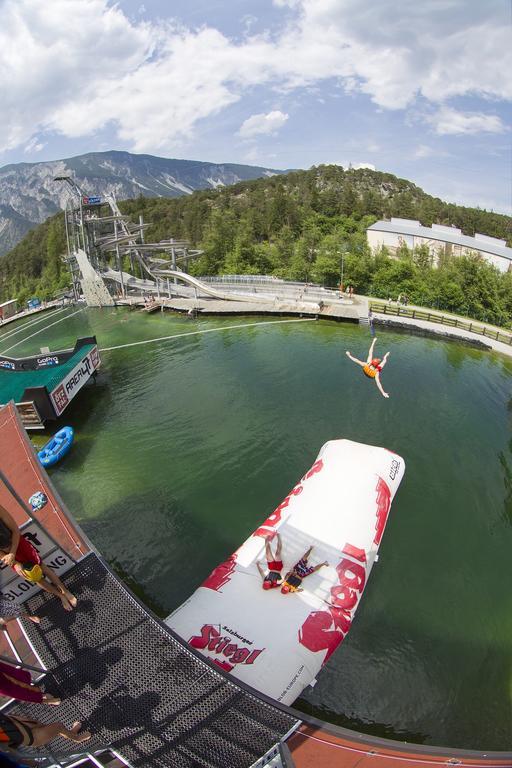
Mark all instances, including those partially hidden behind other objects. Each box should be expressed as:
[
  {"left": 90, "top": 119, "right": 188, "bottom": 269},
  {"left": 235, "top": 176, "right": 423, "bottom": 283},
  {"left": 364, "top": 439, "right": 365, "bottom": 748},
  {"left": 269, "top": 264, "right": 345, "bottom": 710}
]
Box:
[
  {"left": 103, "top": 268, "right": 157, "bottom": 292},
  {"left": 167, "top": 439, "right": 405, "bottom": 705},
  {"left": 103, "top": 268, "right": 322, "bottom": 306}
]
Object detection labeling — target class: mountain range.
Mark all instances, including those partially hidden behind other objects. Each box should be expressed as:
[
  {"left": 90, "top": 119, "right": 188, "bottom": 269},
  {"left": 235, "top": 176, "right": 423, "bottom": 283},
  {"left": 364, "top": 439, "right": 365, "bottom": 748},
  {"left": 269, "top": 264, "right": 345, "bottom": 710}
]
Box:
[{"left": 0, "top": 151, "right": 286, "bottom": 257}]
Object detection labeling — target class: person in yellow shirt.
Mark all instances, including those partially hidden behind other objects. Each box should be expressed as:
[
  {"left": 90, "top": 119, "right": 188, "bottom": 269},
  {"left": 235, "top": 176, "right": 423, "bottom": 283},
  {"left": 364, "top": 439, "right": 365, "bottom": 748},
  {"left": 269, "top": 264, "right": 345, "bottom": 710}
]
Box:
[
  {"left": 345, "top": 337, "right": 390, "bottom": 398},
  {"left": 0, "top": 504, "right": 77, "bottom": 611}
]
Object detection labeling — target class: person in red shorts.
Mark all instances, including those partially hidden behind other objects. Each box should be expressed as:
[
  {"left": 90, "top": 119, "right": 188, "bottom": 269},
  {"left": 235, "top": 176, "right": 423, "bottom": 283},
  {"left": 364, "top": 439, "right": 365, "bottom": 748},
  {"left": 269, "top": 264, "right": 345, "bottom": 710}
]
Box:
[
  {"left": 256, "top": 532, "right": 284, "bottom": 590},
  {"left": 0, "top": 503, "right": 77, "bottom": 612}
]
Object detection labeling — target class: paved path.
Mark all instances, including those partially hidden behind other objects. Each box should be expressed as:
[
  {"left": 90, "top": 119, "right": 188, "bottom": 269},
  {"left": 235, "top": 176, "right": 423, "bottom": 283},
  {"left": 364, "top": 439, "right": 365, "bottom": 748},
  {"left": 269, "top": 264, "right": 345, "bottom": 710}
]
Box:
[
  {"left": 372, "top": 310, "right": 512, "bottom": 359},
  {"left": 0, "top": 300, "right": 63, "bottom": 330}
]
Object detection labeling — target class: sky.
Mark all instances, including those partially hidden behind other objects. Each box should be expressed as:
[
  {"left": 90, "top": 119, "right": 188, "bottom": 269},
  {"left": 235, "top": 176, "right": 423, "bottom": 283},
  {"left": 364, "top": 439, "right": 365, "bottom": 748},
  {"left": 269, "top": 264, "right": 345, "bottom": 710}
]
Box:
[{"left": 0, "top": 0, "right": 511, "bottom": 213}]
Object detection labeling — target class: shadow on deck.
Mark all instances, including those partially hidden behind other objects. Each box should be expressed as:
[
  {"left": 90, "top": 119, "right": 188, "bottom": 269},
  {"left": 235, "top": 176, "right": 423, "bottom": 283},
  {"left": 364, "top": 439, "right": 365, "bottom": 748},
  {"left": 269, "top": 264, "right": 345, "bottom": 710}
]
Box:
[{"left": 9, "top": 553, "right": 297, "bottom": 767}]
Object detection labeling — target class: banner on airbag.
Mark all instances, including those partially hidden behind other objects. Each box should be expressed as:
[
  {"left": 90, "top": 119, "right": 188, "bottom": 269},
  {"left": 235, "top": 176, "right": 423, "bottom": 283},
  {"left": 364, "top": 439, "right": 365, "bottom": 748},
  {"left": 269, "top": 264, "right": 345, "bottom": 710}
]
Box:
[{"left": 167, "top": 439, "right": 405, "bottom": 705}]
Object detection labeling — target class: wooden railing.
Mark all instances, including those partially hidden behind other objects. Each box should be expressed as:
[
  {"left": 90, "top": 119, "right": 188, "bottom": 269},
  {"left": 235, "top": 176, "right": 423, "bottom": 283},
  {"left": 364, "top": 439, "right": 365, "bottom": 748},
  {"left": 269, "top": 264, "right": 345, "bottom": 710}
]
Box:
[{"left": 370, "top": 302, "right": 512, "bottom": 346}]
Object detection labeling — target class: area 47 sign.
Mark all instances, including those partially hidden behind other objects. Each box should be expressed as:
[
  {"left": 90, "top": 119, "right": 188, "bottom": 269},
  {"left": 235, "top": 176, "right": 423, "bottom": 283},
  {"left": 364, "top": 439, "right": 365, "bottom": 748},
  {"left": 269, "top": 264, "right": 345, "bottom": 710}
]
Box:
[{"left": 50, "top": 346, "right": 101, "bottom": 416}]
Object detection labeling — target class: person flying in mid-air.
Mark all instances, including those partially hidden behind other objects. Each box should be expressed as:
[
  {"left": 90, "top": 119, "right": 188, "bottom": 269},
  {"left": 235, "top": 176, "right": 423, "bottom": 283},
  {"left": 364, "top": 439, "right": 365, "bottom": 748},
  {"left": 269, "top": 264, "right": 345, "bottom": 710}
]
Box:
[{"left": 346, "top": 337, "right": 390, "bottom": 398}]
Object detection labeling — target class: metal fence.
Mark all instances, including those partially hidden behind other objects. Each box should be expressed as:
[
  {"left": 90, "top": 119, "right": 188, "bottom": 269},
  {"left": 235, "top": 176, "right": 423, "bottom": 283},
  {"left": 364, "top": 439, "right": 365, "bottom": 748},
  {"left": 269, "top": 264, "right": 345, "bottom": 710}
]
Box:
[{"left": 199, "top": 275, "right": 284, "bottom": 285}]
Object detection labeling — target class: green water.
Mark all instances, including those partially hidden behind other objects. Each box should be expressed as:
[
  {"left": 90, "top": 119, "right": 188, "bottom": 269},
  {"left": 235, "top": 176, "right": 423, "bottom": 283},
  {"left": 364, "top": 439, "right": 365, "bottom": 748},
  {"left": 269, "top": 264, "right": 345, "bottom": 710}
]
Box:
[{"left": 2, "top": 306, "right": 512, "bottom": 750}]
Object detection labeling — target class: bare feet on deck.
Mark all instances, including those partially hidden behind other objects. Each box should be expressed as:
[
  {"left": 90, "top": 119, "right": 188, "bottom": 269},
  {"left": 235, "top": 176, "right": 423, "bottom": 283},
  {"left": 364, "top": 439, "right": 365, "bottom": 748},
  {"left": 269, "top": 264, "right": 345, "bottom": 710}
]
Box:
[
  {"left": 70, "top": 722, "right": 92, "bottom": 743},
  {"left": 43, "top": 694, "right": 61, "bottom": 705},
  {"left": 60, "top": 594, "right": 73, "bottom": 612},
  {"left": 64, "top": 591, "right": 78, "bottom": 608}
]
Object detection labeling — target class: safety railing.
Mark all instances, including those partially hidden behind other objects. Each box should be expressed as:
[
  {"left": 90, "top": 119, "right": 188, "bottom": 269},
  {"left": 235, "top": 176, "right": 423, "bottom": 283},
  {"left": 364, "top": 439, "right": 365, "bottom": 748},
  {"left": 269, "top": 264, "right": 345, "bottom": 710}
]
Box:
[
  {"left": 370, "top": 302, "right": 512, "bottom": 345},
  {"left": 199, "top": 275, "right": 284, "bottom": 285},
  {"left": 8, "top": 745, "right": 132, "bottom": 768}
]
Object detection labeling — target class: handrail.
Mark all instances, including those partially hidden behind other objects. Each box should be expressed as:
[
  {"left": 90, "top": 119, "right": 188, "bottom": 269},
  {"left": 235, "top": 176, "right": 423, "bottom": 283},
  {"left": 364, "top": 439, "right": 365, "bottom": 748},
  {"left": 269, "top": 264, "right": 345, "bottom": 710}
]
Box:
[
  {"left": 0, "top": 653, "right": 46, "bottom": 675},
  {"left": 370, "top": 302, "right": 512, "bottom": 345}
]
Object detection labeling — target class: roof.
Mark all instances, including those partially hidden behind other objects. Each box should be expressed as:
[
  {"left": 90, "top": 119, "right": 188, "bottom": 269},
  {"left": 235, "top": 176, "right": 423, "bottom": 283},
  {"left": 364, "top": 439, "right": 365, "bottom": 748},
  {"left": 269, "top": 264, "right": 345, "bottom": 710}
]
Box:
[
  {"left": 0, "top": 342, "right": 96, "bottom": 403},
  {"left": 367, "top": 219, "right": 512, "bottom": 261},
  {"left": 0, "top": 299, "right": 17, "bottom": 307}
]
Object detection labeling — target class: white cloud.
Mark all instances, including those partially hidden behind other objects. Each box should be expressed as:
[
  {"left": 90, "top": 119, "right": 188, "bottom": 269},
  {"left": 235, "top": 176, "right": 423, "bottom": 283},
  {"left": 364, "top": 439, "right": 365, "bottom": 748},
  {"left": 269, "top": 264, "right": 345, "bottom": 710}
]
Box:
[
  {"left": 413, "top": 144, "right": 453, "bottom": 158},
  {"left": 414, "top": 144, "right": 435, "bottom": 158},
  {"left": 24, "top": 136, "right": 45, "bottom": 154},
  {"left": 239, "top": 110, "right": 289, "bottom": 138},
  {"left": 273, "top": 0, "right": 302, "bottom": 7},
  {"left": 0, "top": 0, "right": 151, "bottom": 151},
  {"left": 353, "top": 162, "right": 375, "bottom": 170},
  {"left": 428, "top": 107, "right": 506, "bottom": 136},
  {"left": 0, "top": 0, "right": 510, "bottom": 156}
]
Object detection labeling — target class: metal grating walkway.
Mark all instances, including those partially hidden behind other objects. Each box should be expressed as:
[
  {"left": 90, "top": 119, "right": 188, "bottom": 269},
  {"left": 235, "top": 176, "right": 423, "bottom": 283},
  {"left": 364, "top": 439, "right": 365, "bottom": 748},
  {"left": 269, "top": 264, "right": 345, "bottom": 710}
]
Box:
[{"left": 8, "top": 553, "right": 298, "bottom": 768}]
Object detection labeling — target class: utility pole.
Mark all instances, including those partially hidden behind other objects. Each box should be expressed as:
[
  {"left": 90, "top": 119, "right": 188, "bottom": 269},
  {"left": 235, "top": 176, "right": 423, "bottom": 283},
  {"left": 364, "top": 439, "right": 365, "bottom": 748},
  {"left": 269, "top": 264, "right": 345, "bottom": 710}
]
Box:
[
  {"left": 114, "top": 218, "right": 125, "bottom": 298},
  {"left": 340, "top": 241, "right": 349, "bottom": 292}
]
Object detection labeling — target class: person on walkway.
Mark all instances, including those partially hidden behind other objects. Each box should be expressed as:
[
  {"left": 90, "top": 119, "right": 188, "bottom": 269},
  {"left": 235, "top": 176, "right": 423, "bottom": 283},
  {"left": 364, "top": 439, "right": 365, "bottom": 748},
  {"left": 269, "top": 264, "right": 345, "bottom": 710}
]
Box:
[
  {"left": 0, "top": 505, "right": 77, "bottom": 611},
  {"left": 345, "top": 337, "right": 390, "bottom": 398},
  {"left": 0, "top": 660, "right": 60, "bottom": 705},
  {"left": 281, "top": 546, "right": 328, "bottom": 594},
  {"left": 0, "top": 596, "right": 40, "bottom": 630},
  {"left": 0, "top": 711, "right": 90, "bottom": 750},
  {"left": 257, "top": 533, "right": 284, "bottom": 590}
]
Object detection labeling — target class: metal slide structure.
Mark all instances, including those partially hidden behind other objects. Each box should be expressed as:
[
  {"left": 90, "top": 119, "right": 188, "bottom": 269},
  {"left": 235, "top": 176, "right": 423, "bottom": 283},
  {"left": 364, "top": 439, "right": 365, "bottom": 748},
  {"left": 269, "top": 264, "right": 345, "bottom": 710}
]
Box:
[
  {"left": 53, "top": 176, "right": 332, "bottom": 311},
  {"left": 103, "top": 267, "right": 306, "bottom": 304},
  {"left": 54, "top": 175, "right": 209, "bottom": 307},
  {"left": 102, "top": 268, "right": 157, "bottom": 293}
]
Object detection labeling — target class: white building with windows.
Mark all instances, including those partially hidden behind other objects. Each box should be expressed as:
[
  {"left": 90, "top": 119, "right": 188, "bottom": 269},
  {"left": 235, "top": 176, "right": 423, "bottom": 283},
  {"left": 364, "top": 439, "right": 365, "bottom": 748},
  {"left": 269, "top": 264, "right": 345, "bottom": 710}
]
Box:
[{"left": 367, "top": 218, "right": 512, "bottom": 273}]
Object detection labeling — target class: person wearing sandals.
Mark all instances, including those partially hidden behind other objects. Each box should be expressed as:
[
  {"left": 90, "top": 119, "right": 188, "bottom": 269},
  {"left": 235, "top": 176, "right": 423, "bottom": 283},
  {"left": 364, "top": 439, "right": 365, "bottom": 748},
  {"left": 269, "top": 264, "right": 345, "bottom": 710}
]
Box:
[{"left": 0, "top": 711, "right": 91, "bottom": 749}]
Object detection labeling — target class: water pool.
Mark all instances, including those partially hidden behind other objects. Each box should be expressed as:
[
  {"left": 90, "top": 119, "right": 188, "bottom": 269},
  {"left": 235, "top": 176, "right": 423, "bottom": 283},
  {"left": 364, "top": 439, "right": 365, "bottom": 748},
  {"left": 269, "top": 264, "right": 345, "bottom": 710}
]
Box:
[{"left": 2, "top": 306, "right": 511, "bottom": 749}]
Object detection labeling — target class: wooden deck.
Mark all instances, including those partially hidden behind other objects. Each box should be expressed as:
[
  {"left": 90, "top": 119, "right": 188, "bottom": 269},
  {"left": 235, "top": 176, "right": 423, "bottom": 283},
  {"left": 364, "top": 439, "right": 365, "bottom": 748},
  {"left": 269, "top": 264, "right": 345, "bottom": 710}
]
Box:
[
  {"left": 140, "top": 301, "right": 162, "bottom": 313},
  {"left": 287, "top": 723, "right": 512, "bottom": 768},
  {"left": 117, "top": 294, "right": 366, "bottom": 321},
  {"left": 0, "top": 404, "right": 89, "bottom": 562}
]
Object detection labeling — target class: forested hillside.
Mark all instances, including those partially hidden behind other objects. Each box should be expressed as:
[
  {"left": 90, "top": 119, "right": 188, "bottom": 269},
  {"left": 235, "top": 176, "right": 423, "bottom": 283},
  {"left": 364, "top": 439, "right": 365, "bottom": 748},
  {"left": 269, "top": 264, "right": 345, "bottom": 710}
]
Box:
[
  {"left": 0, "top": 149, "right": 287, "bottom": 256},
  {"left": 1, "top": 165, "right": 511, "bottom": 326}
]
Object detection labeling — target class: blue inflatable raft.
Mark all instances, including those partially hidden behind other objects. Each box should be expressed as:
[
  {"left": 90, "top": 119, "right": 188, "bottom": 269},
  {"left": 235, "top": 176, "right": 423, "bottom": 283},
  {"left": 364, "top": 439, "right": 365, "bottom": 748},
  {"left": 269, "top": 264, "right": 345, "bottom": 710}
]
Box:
[{"left": 38, "top": 426, "right": 74, "bottom": 468}]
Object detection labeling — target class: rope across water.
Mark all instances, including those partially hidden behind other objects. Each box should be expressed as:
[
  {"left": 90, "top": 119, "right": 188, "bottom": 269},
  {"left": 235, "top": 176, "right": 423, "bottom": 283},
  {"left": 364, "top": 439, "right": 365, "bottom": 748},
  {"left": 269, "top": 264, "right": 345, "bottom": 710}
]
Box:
[{"left": 99, "top": 317, "right": 317, "bottom": 353}]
